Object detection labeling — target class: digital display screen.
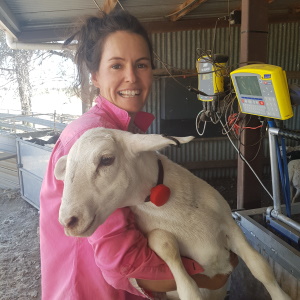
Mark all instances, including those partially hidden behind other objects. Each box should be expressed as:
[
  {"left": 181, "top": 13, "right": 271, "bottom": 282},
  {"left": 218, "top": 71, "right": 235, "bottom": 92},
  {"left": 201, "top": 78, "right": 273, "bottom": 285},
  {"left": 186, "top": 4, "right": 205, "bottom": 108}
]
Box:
[{"left": 235, "top": 76, "right": 262, "bottom": 96}]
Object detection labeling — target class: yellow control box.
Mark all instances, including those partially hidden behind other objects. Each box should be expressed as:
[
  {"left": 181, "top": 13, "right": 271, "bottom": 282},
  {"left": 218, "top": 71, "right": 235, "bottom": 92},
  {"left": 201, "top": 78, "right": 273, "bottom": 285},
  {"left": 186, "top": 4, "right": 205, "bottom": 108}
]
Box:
[
  {"left": 230, "top": 64, "right": 293, "bottom": 120},
  {"left": 196, "top": 56, "right": 226, "bottom": 101}
]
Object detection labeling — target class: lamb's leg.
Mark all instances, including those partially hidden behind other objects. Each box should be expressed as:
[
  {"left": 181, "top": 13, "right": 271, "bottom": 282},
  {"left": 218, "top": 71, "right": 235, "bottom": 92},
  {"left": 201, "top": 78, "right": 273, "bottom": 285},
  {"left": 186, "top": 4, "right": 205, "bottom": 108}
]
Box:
[
  {"left": 228, "top": 220, "right": 291, "bottom": 300},
  {"left": 290, "top": 183, "right": 294, "bottom": 203},
  {"left": 292, "top": 188, "right": 300, "bottom": 203},
  {"left": 148, "top": 229, "right": 202, "bottom": 300}
]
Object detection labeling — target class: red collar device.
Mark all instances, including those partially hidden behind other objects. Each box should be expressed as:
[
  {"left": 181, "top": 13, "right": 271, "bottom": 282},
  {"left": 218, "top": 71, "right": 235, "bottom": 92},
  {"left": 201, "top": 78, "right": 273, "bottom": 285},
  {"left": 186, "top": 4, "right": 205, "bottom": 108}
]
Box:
[{"left": 145, "top": 159, "right": 171, "bottom": 206}]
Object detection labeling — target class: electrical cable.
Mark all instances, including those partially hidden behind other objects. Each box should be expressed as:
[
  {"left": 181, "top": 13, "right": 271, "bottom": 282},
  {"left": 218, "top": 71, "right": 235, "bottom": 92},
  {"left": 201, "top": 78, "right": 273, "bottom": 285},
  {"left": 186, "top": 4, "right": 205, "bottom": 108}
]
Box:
[
  {"left": 223, "top": 112, "right": 241, "bottom": 136},
  {"left": 117, "top": 0, "right": 125, "bottom": 11},
  {"left": 154, "top": 52, "right": 216, "bottom": 97},
  {"left": 153, "top": 52, "right": 190, "bottom": 90},
  {"left": 217, "top": 113, "right": 274, "bottom": 201},
  {"left": 195, "top": 110, "right": 207, "bottom": 136},
  {"left": 211, "top": 21, "right": 218, "bottom": 59},
  {"left": 193, "top": 5, "right": 272, "bottom": 200},
  {"left": 92, "top": 0, "right": 103, "bottom": 11},
  {"left": 227, "top": 113, "right": 264, "bottom": 134},
  {"left": 234, "top": 117, "right": 266, "bottom": 163}
]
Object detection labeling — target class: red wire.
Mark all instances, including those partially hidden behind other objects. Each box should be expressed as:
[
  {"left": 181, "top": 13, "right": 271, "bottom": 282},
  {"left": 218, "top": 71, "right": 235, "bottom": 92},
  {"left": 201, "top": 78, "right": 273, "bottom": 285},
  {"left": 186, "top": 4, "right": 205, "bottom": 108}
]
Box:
[{"left": 228, "top": 114, "right": 263, "bottom": 135}]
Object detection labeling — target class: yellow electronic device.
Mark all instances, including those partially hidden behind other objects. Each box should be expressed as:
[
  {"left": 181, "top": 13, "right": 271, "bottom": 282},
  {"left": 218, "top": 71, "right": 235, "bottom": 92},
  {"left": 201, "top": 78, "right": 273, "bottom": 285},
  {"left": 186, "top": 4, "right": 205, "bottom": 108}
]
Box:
[
  {"left": 196, "top": 55, "right": 227, "bottom": 101},
  {"left": 230, "top": 64, "right": 293, "bottom": 120}
]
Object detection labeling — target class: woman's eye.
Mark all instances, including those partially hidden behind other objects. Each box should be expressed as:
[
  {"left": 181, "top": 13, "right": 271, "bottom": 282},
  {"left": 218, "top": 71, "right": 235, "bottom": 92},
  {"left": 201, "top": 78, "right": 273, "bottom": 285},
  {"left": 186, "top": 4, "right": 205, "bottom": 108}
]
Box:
[
  {"left": 112, "top": 64, "right": 121, "bottom": 69},
  {"left": 100, "top": 156, "right": 115, "bottom": 166},
  {"left": 137, "top": 63, "right": 147, "bottom": 69}
]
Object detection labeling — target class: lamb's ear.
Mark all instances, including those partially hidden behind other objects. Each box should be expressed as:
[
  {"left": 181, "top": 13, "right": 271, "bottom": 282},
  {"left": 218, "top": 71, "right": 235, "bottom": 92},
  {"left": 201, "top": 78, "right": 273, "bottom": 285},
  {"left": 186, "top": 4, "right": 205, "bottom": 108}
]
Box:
[
  {"left": 128, "top": 134, "right": 194, "bottom": 154},
  {"left": 54, "top": 155, "right": 68, "bottom": 181}
]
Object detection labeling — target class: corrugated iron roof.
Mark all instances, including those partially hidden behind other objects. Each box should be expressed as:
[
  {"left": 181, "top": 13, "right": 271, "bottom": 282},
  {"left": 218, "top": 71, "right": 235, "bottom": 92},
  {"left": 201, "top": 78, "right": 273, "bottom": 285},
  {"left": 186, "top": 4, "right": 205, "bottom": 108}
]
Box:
[{"left": 0, "top": 0, "right": 299, "bottom": 42}]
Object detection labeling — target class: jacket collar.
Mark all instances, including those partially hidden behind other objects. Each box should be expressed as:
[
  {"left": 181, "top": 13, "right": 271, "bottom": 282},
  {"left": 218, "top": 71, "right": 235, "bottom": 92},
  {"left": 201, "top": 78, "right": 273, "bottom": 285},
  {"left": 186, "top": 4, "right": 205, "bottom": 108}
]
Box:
[{"left": 95, "top": 96, "right": 155, "bottom": 133}]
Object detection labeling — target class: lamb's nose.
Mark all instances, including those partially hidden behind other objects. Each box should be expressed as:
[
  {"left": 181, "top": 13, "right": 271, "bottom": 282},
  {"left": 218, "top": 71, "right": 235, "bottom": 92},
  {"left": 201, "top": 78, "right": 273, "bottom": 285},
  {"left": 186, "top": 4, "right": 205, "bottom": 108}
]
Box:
[{"left": 65, "top": 216, "right": 79, "bottom": 229}]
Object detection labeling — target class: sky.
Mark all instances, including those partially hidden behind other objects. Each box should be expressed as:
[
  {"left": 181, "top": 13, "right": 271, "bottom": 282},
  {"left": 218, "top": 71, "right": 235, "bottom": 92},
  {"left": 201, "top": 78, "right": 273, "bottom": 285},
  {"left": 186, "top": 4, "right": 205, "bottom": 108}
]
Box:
[{"left": 0, "top": 48, "right": 82, "bottom": 116}]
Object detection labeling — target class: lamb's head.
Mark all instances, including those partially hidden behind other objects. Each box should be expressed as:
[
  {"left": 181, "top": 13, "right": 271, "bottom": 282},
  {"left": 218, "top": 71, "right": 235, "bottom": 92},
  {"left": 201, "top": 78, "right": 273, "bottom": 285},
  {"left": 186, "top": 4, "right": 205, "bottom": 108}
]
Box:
[{"left": 54, "top": 128, "right": 194, "bottom": 237}]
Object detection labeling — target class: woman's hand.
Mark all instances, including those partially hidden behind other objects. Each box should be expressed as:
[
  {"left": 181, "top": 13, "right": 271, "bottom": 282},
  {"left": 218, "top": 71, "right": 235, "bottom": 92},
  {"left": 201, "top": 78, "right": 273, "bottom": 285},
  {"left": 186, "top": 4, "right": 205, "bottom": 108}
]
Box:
[
  {"left": 229, "top": 251, "right": 239, "bottom": 269},
  {"left": 193, "top": 251, "right": 239, "bottom": 290},
  {"left": 136, "top": 251, "right": 239, "bottom": 292}
]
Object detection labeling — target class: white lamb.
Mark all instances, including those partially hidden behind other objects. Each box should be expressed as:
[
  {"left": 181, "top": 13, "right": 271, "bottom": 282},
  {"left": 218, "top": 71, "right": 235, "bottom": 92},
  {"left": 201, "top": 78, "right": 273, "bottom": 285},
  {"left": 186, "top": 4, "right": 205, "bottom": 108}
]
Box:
[
  {"left": 288, "top": 159, "right": 300, "bottom": 203},
  {"left": 55, "top": 128, "right": 291, "bottom": 300}
]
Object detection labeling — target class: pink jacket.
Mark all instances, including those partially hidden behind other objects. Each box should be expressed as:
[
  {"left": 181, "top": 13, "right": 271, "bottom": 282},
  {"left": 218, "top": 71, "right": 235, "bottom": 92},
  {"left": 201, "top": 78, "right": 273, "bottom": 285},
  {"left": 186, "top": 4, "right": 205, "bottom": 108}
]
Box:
[{"left": 39, "top": 96, "right": 203, "bottom": 300}]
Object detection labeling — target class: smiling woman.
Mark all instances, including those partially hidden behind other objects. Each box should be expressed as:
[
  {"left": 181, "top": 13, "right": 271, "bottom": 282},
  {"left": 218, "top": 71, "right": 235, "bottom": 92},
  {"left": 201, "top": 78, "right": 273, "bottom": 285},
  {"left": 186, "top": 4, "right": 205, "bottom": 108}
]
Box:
[{"left": 39, "top": 9, "right": 236, "bottom": 300}]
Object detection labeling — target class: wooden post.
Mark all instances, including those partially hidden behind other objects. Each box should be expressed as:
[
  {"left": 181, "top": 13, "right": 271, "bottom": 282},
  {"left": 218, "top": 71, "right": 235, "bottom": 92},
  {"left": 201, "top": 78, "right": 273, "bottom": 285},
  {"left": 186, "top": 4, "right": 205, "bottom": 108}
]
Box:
[{"left": 237, "top": 0, "right": 269, "bottom": 209}]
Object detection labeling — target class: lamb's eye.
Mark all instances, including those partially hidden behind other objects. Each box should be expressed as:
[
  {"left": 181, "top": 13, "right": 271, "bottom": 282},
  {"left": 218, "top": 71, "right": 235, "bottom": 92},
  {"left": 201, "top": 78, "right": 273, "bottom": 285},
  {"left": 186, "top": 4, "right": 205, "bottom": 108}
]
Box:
[{"left": 100, "top": 156, "right": 115, "bottom": 166}]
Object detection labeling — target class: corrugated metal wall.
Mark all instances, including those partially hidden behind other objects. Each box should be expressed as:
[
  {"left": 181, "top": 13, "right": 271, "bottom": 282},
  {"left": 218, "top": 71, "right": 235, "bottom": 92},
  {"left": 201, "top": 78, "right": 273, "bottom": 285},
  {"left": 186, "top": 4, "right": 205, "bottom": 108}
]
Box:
[
  {"left": 268, "top": 22, "right": 300, "bottom": 84},
  {"left": 144, "top": 22, "right": 300, "bottom": 180},
  {"left": 162, "top": 137, "right": 239, "bottom": 179}
]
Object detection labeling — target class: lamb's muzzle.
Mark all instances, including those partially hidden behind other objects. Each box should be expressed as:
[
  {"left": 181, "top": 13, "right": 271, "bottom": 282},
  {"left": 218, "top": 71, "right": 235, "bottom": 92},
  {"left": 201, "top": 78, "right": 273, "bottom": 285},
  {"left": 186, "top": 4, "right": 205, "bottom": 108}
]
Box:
[
  {"left": 59, "top": 212, "right": 97, "bottom": 237},
  {"left": 63, "top": 216, "right": 79, "bottom": 229},
  {"left": 58, "top": 197, "right": 99, "bottom": 237}
]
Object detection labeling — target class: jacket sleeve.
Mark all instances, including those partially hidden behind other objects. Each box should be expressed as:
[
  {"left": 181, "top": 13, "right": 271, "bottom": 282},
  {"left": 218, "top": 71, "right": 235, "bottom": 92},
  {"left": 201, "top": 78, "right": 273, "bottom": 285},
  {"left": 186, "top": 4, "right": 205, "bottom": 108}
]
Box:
[{"left": 88, "top": 207, "right": 203, "bottom": 292}]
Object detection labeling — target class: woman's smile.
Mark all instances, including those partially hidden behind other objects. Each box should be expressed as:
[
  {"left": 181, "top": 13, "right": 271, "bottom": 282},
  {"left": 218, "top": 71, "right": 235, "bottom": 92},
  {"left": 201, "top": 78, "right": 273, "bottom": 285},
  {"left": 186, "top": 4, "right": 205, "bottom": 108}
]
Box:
[{"left": 118, "top": 89, "right": 141, "bottom": 97}]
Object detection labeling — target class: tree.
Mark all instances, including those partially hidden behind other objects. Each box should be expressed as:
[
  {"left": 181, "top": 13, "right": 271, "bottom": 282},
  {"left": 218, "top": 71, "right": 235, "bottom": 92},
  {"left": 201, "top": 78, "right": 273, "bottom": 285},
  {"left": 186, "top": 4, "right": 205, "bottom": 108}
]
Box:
[
  {"left": 0, "top": 30, "right": 96, "bottom": 116},
  {"left": 0, "top": 30, "right": 33, "bottom": 114},
  {"left": 14, "top": 49, "right": 33, "bottom": 114}
]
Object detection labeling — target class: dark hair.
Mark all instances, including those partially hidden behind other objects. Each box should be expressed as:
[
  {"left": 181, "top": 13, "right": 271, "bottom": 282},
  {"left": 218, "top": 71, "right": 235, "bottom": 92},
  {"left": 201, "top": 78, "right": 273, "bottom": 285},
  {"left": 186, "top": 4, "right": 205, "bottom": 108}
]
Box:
[{"left": 65, "top": 10, "right": 154, "bottom": 90}]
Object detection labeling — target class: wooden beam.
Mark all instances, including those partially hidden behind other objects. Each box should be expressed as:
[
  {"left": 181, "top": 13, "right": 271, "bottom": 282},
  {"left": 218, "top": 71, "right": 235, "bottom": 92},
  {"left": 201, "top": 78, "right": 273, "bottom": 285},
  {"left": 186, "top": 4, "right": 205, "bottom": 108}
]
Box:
[
  {"left": 237, "top": 0, "right": 268, "bottom": 210},
  {"left": 142, "top": 17, "right": 230, "bottom": 33},
  {"left": 166, "top": 0, "right": 208, "bottom": 22}
]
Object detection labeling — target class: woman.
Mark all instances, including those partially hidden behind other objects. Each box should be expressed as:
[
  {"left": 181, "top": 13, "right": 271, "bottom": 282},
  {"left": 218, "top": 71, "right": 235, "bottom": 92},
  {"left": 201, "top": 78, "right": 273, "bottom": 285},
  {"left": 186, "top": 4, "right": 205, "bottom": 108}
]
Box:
[{"left": 40, "top": 10, "right": 237, "bottom": 300}]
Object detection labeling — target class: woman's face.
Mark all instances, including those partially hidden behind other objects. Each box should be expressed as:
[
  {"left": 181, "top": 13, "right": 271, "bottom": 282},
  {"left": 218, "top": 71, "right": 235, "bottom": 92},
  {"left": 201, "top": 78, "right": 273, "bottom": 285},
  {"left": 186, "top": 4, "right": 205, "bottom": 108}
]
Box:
[{"left": 92, "top": 31, "right": 153, "bottom": 114}]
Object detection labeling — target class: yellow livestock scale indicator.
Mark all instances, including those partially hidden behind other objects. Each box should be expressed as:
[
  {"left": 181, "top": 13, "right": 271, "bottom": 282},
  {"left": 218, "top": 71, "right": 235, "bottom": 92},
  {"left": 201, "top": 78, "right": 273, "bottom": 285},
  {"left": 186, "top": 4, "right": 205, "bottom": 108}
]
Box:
[
  {"left": 230, "top": 64, "right": 293, "bottom": 120},
  {"left": 196, "top": 56, "right": 227, "bottom": 101}
]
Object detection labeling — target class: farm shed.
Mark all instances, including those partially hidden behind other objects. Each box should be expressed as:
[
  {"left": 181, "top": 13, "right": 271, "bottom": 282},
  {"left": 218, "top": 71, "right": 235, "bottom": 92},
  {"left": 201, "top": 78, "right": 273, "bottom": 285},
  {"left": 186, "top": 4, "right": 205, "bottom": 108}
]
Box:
[{"left": 0, "top": 0, "right": 299, "bottom": 299}]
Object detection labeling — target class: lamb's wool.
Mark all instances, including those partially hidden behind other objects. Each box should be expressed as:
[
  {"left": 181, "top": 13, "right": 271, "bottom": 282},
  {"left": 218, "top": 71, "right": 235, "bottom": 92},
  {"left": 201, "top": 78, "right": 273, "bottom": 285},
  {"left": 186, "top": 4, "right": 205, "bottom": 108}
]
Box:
[{"left": 55, "top": 128, "right": 291, "bottom": 300}]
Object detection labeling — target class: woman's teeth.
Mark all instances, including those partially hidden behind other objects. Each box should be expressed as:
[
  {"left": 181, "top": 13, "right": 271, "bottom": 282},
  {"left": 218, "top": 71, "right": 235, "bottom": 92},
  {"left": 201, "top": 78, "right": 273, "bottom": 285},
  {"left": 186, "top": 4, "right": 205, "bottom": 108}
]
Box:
[{"left": 118, "top": 90, "right": 140, "bottom": 97}]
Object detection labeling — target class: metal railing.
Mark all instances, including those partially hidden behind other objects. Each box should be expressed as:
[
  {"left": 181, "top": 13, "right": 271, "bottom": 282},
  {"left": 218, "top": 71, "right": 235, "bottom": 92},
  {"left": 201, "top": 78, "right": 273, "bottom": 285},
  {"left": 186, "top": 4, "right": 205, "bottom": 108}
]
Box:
[{"left": 268, "top": 127, "right": 300, "bottom": 233}]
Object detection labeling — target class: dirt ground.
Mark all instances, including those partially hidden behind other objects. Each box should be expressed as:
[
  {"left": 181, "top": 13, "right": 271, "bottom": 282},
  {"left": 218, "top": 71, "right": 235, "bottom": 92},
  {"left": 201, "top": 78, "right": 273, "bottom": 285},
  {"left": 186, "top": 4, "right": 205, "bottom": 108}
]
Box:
[
  {"left": 0, "top": 178, "right": 272, "bottom": 300},
  {"left": 0, "top": 188, "right": 41, "bottom": 300}
]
